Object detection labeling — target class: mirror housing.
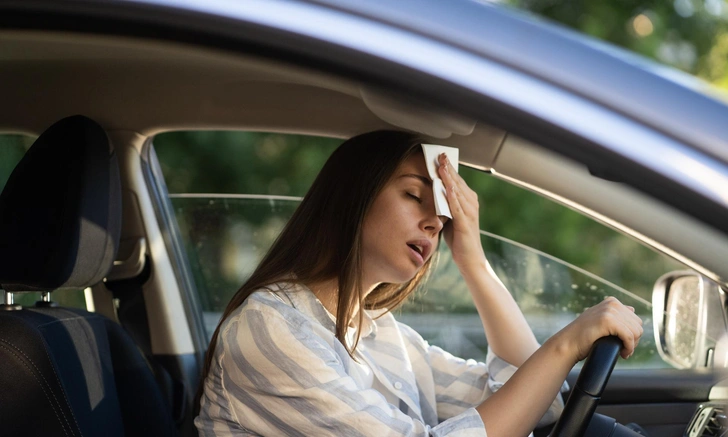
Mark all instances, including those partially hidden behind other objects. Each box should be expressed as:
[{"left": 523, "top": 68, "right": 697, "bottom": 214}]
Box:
[{"left": 652, "top": 271, "right": 728, "bottom": 369}]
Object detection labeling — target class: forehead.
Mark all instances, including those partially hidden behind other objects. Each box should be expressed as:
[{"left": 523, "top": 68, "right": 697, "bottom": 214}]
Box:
[{"left": 395, "top": 151, "right": 429, "bottom": 177}]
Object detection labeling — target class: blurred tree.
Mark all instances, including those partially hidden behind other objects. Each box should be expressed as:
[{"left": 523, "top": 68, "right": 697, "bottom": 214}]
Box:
[
  {"left": 507, "top": 0, "right": 728, "bottom": 90},
  {"left": 154, "top": 131, "right": 340, "bottom": 196},
  {"left": 0, "top": 135, "right": 33, "bottom": 188},
  {"left": 155, "top": 131, "right": 684, "bottom": 366},
  {"left": 155, "top": 132, "right": 686, "bottom": 310}
]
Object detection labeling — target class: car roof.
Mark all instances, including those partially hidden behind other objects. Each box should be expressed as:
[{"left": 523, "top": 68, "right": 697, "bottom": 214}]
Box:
[
  {"left": 2, "top": 0, "right": 727, "bottom": 157},
  {"left": 308, "top": 0, "right": 728, "bottom": 164}
]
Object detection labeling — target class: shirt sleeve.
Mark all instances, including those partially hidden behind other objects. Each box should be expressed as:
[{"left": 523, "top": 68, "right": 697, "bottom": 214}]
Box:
[{"left": 203, "top": 298, "right": 488, "bottom": 437}]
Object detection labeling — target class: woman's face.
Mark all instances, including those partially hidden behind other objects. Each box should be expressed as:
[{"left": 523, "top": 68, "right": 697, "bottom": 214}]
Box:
[{"left": 361, "top": 152, "right": 447, "bottom": 287}]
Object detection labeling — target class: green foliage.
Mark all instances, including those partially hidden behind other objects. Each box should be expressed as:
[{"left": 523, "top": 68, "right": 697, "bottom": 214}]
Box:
[
  {"left": 459, "top": 166, "right": 684, "bottom": 302},
  {"left": 0, "top": 135, "right": 33, "bottom": 188},
  {"left": 153, "top": 131, "right": 341, "bottom": 196},
  {"left": 507, "top": 0, "right": 728, "bottom": 90},
  {"left": 170, "top": 197, "right": 300, "bottom": 312},
  {"left": 156, "top": 132, "right": 685, "bottom": 301},
  {"left": 157, "top": 132, "right": 679, "bottom": 368}
]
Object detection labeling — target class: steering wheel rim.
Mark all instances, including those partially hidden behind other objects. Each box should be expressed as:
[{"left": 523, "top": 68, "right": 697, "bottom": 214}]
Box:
[{"left": 549, "top": 336, "right": 623, "bottom": 437}]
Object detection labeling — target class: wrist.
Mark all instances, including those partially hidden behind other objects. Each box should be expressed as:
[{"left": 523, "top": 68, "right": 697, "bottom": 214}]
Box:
[
  {"left": 454, "top": 252, "right": 488, "bottom": 276},
  {"left": 543, "top": 331, "right": 580, "bottom": 366}
]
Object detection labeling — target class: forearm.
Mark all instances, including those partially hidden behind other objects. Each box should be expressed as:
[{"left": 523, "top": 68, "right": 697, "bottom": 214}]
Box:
[
  {"left": 436, "top": 155, "right": 642, "bottom": 437},
  {"left": 437, "top": 155, "right": 539, "bottom": 366},
  {"left": 473, "top": 294, "right": 644, "bottom": 437},
  {"left": 460, "top": 257, "right": 539, "bottom": 367},
  {"left": 475, "top": 335, "right": 573, "bottom": 437}
]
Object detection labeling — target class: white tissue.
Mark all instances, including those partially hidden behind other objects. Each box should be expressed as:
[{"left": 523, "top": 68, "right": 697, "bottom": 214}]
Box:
[{"left": 421, "top": 144, "right": 459, "bottom": 219}]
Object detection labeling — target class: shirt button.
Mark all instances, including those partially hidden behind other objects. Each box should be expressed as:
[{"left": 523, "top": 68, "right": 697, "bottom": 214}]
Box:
[{"left": 394, "top": 382, "right": 403, "bottom": 390}]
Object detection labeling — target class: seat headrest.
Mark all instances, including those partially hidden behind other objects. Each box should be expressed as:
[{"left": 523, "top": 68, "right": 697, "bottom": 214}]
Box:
[{"left": 0, "top": 115, "right": 121, "bottom": 292}]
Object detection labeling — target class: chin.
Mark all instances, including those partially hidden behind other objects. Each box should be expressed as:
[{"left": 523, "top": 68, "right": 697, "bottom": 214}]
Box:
[
  {"left": 386, "top": 266, "right": 422, "bottom": 284},
  {"left": 368, "top": 258, "right": 423, "bottom": 285}
]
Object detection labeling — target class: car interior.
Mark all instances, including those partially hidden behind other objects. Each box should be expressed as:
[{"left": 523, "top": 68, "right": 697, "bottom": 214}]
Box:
[
  {"left": 0, "top": 115, "right": 179, "bottom": 436},
  {"left": 1, "top": 29, "right": 727, "bottom": 437}
]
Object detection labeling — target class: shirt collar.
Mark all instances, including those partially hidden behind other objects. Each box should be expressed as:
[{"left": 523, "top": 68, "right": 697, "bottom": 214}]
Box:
[{"left": 280, "top": 282, "right": 380, "bottom": 339}]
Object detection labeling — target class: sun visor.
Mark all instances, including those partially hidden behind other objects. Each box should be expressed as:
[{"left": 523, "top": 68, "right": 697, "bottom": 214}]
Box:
[{"left": 360, "top": 88, "right": 476, "bottom": 138}]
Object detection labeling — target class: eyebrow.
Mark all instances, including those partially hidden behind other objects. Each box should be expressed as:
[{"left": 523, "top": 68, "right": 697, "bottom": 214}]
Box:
[{"left": 398, "top": 173, "right": 432, "bottom": 187}]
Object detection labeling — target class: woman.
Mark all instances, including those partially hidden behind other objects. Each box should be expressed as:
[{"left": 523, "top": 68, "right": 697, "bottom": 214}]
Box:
[{"left": 195, "top": 130, "right": 643, "bottom": 436}]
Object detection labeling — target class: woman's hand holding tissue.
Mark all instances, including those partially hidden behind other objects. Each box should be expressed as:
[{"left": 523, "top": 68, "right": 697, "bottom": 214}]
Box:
[{"left": 437, "top": 153, "right": 487, "bottom": 275}]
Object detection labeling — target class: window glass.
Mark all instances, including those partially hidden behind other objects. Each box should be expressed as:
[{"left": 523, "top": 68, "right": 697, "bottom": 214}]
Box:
[
  {"left": 0, "top": 135, "right": 32, "bottom": 188},
  {"left": 153, "top": 131, "right": 340, "bottom": 196},
  {"left": 154, "top": 131, "right": 689, "bottom": 369},
  {"left": 0, "top": 135, "right": 87, "bottom": 309},
  {"left": 153, "top": 131, "right": 340, "bottom": 321}
]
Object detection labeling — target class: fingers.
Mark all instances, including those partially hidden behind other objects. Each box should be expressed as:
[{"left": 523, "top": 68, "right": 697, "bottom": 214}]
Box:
[
  {"left": 437, "top": 154, "right": 477, "bottom": 219},
  {"left": 440, "top": 154, "right": 476, "bottom": 202},
  {"left": 625, "top": 311, "right": 644, "bottom": 357},
  {"left": 615, "top": 317, "right": 640, "bottom": 359},
  {"left": 442, "top": 167, "right": 464, "bottom": 217},
  {"left": 599, "top": 297, "right": 643, "bottom": 359}
]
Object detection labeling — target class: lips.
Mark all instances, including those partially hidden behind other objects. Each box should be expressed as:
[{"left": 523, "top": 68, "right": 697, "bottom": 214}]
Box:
[{"left": 406, "top": 239, "right": 432, "bottom": 264}]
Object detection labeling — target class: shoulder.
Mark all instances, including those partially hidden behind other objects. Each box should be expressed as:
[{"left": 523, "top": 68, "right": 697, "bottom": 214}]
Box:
[
  {"left": 222, "top": 283, "right": 304, "bottom": 331},
  {"left": 392, "top": 315, "right": 428, "bottom": 346},
  {"left": 218, "top": 283, "right": 335, "bottom": 352},
  {"left": 216, "top": 286, "right": 345, "bottom": 373},
  {"left": 365, "top": 309, "right": 430, "bottom": 351}
]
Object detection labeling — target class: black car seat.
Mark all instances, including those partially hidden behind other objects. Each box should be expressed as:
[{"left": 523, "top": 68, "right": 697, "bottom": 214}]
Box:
[{"left": 0, "top": 115, "right": 178, "bottom": 437}]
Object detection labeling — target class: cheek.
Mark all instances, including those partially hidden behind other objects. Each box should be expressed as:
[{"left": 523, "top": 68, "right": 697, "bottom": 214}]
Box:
[
  {"left": 367, "top": 194, "right": 400, "bottom": 226},
  {"left": 365, "top": 188, "right": 422, "bottom": 238},
  {"left": 362, "top": 208, "right": 392, "bottom": 250}
]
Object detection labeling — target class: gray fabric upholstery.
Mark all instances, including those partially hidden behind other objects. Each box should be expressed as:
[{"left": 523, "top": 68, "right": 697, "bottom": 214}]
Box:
[
  {"left": 0, "top": 115, "right": 120, "bottom": 292},
  {"left": 0, "top": 115, "right": 178, "bottom": 436}
]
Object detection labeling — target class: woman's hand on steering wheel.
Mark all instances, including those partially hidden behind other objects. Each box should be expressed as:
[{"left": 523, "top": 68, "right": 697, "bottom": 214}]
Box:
[{"left": 554, "top": 296, "right": 644, "bottom": 364}]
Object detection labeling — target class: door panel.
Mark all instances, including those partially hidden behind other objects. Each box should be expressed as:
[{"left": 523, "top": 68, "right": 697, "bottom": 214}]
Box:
[
  {"left": 590, "top": 369, "right": 715, "bottom": 404},
  {"left": 553, "top": 368, "right": 718, "bottom": 436},
  {"left": 596, "top": 403, "right": 696, "bottom": 437}
]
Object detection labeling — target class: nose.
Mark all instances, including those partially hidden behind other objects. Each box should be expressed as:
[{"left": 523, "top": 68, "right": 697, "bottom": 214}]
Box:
[{"left": 422, "top": 213, "right": 445, "bottom": 234}]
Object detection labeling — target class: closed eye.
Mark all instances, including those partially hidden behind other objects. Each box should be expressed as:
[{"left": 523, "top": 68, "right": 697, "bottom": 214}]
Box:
[{"left": 406, "top": 193, "right": 422, "bottom": 203}]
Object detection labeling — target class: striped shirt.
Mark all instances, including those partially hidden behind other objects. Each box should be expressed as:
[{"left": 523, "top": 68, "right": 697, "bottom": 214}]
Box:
[{"left": 195, "top": 282, "right": 566, "bottom": 436}]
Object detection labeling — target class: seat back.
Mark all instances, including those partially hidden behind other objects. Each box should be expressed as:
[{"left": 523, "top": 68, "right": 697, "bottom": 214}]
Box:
[{"left": 0, "top": 115, "right": 178, "bottom": 436}]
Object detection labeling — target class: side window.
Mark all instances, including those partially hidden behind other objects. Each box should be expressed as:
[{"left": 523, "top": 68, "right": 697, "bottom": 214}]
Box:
[
  {"left": 153, "top": 131, "right": 340, "bottom": 336},
  {"left": 401, "top": 166, "right": 686, "bottom": 369},
  {"left": 0, "top": 135, "right": 88, "bottom": 309},
  {"left": 153, "top": 132, "right": 688, "bottom": 369}
]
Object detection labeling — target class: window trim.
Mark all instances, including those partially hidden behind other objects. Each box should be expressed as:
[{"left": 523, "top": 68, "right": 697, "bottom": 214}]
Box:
[{"left": 141, "top": 138, "right": 209, "bottom": 357}]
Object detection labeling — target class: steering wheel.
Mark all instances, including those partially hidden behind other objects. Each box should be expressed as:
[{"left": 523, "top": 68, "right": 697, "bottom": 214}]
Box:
[{"left": 549, "top": 336, "right": 622, "bottom": 437}]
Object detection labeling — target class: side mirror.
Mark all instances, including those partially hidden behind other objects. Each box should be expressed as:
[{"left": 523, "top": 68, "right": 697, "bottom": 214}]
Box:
[{"left": 652, "top": 271, "right": 728, "bottom": 369}]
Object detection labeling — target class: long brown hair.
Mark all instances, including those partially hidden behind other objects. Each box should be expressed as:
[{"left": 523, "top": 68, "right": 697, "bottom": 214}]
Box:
[{"left": 197, "top": 130, "right": 438, "bottom": 405}]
